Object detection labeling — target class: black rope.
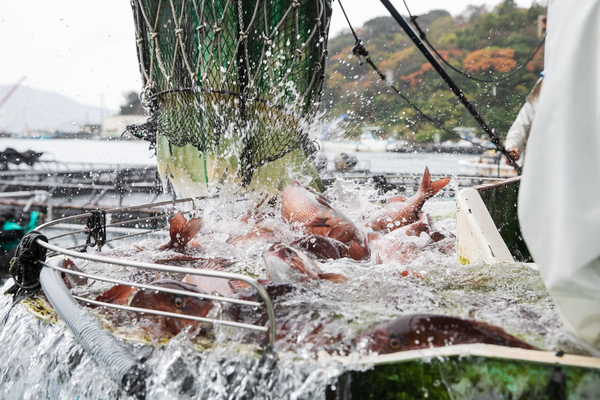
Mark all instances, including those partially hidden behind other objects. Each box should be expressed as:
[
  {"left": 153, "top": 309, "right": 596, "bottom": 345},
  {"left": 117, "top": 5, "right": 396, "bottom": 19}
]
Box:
[
  {"left": 84, "top": 210, "right": 107, "bottom": 251},
  {"left": 4, "top": 231, "right": 48, "bottom": 302},
  {"left": 402, "top": 0, "right": 546, "bottom": 84},
  {"left": 336, "top": 0, "right": 487, "bottom": 150}
]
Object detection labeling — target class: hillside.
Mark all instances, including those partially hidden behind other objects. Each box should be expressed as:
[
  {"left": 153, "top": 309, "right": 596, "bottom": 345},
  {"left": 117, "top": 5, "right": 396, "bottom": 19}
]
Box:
[
  {"left": 0, "top": 85, "right": 113, "bottom": 134},
  {"left": 322, "top": 0, "right": 545, "bottom": 143}
]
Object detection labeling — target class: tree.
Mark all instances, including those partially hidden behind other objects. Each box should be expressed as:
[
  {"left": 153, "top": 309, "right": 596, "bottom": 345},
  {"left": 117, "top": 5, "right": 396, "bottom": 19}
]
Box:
[
  {"left": 321, "top": 0, "right": 545, "bottom": 142},
  {"left": 119, "top": 92, "right": 145, "bottom": 115}
]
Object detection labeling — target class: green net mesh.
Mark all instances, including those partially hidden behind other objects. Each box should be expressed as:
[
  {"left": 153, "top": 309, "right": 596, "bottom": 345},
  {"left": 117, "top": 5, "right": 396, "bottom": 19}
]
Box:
[{"left": 130, "top": 0, "right": 332, "bottom": 191}]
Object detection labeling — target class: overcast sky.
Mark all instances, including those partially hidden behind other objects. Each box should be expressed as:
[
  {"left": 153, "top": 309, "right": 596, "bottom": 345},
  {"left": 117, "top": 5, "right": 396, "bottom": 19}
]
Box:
[{"left": 0, "top": 0, "right": 543, "bottom": 112}]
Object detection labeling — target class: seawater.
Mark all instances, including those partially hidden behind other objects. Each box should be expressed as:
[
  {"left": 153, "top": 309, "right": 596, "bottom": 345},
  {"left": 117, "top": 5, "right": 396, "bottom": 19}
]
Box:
[
  {"left": 0, "top": 178, "right": 586, "bottom": 399},
  {"left": 1, "top": 138, "right": 477, "bottom": 176}
]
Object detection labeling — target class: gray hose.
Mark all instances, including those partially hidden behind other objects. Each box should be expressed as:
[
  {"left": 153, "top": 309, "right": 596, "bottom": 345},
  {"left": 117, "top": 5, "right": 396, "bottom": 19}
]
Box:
[{"left": 39, "top": 260, "right": 146, "bottom": 397}]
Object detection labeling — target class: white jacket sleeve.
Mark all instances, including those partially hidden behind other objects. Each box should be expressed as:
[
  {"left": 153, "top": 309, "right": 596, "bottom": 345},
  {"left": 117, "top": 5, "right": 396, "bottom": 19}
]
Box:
[
  {"left": 518, "top": 0, "right": 600, "bottom": 354},
  {"left": 504, "top": 101, "right": 535, "bottom": 155}
]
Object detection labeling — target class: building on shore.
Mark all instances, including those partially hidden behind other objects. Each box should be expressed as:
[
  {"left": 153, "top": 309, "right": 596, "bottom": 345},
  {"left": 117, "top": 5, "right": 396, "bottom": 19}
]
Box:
[{"left": 100, "top": 115, "right": 148, "bottom": 139}]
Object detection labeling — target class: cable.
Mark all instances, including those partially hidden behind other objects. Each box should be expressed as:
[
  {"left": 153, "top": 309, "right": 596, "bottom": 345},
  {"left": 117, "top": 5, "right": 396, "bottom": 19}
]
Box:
[
  {"left": 336, "top": 0, "right": 488, "bottom": 150},
  {"left": 402, "top": 0, "right": 546, "bottom": 84}
]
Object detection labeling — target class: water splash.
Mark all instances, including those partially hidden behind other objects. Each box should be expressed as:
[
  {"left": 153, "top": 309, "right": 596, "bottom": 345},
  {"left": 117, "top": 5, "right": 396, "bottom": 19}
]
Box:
[{"left": 0, "top": 192, "right": 589, "bottom": 397}]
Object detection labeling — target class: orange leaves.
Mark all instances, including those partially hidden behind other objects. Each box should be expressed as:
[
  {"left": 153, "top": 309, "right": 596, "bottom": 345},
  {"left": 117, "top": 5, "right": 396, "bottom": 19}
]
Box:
[
  {"left": 462, "top": 48, "right": 517, "bottom": 73},
  {"left": 525, "top": 44, "right": 545, "bottom": 71},
  {"left": 399, "top": 50, "right": 463, "bottom": 87},
  {"left": 400, "top": 63, "right": 433, "bottom": 87}
]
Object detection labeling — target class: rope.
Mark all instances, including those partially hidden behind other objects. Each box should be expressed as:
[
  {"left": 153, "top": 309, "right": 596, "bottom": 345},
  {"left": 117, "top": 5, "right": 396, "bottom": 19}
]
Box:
[
  {"left": 84, "top": 210, "right": 107, "bottom": 251},
  {"left": 4, "top": 231, "right": 48, "bottom": 302},
  {"left": 336, "top": 0, "right": 488, "bottom": 150},
  {"left": 402, "top": 0, "right": 546, "bottom": 84}
]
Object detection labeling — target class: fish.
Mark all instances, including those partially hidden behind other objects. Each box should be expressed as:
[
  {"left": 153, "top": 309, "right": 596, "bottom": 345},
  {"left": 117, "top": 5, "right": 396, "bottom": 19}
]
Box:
[
  {"left": 95, "top": 279, "right": 214, "bottom": 339},
  {"left": 360, "top": 313, "right": 536, "bottom": 354},
  {"left": 226, "top": 226, "right": 278, "bottom": 245},
  {"left": 291, "top": 235, "right": 351, "bottom": 260},
  {"left": 223, "top": 282, "right": 352, "bottom": 352},
  {"left": 160, "top": 212, "right": 204, "bottom": 251},
  {"left": 365, "top": 167, "right": 450, "bottom": 233},
  {"left": 263, "top": 243, "right": 347, "bottom": 284},
  {"left": 182, "top": 258, "right": 250, "bottom": 297},
  {"left": 281, "top": 180, "right": 370, "bottom": 261},
  {"left": 61, "top": 258, "right": 88, "bottom": 289}
]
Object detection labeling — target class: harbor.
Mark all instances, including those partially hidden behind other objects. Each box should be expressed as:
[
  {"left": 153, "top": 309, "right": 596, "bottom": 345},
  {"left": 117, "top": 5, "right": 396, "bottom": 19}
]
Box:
[{"left": 1, "top": 0, "right": 599, "bottom": 399}]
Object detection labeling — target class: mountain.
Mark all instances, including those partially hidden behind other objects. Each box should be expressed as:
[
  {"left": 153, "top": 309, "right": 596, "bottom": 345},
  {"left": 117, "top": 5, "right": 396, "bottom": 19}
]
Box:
[
  {"left": 322, "top": 1, "right": 546, "bottom": 143},
  {"left": 0, "top": 85, "right": 115, "bottom": 134}
]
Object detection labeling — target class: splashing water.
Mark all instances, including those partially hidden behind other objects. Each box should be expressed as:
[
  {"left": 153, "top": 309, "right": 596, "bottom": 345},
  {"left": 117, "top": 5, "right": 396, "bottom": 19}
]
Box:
[{"left": 0, "top": 183, "right": 588, "bottom": 398}]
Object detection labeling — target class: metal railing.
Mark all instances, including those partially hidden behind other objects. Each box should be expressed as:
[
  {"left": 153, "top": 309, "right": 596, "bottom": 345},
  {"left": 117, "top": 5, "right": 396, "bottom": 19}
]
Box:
[{"left": 33, "top": 196, "right": 277, "bottom": 344}]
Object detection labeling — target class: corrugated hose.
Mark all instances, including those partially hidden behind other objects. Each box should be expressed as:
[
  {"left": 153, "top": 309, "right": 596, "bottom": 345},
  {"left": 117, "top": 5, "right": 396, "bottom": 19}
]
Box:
[{"left": 39, "top": 259, "right": 147, "bottom": 399}]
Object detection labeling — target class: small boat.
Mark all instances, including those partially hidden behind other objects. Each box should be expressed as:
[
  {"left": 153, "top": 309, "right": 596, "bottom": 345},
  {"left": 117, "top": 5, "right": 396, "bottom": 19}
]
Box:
[
  {"left": 459, "top": 151, "right": 519, "bottom": 177},
  {"left": 318, "top": 126, "right": 407, "bottom": 153}
]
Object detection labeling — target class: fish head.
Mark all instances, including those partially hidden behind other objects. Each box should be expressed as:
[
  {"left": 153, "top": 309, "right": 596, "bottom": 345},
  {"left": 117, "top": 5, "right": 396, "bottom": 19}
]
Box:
[
  {"left": 281, "top": 181, "right": 363, "bottom": 245},
  {"left": 130, "top": 279, "right": 214, "bottom": 336},
  {"left": 359, "top": 315, "right": 415, "bottom": 354},
  {"left": 263, "top": 242, "right": 320, "bottom": 282}
]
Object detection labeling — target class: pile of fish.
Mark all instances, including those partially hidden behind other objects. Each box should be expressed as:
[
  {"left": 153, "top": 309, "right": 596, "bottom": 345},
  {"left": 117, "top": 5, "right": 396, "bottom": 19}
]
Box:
[{"left": 62, "top": 168, "right": 568, "bottom": 357}]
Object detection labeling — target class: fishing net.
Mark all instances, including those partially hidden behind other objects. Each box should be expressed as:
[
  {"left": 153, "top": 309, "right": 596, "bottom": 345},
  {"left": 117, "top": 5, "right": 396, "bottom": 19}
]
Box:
[{"left": 129, "top": 0, "right": 332, "bottom": 193}]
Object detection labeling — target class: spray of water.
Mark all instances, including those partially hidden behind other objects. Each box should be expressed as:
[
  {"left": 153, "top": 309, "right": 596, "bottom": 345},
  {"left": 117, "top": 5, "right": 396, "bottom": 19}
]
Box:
[{"left": 0, "top": 184, "right": 587, "bottom": 398}]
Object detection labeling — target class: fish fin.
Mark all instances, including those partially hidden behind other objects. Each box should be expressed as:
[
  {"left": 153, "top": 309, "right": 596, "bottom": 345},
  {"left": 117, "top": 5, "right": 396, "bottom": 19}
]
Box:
[
  {"left": 314, "top": 193, "right": 334, "bottom": 209},
  {"left": 430, "top": 231, "right": 446, "bottom": 242},
  {"left": 182, "top": 274, "right": 202, "bottom": 287},
  {"left": 95, "top": 285, "right": 136, "bottom": 305},
  {"left": 319, "top": 273, "right": 348, "bottom": 284},
  {"left": 161, "top": 212, "right": 188, "bottom": 250},
  {"left": 430, "top": 177, "right": 450, "bottom": 197},
  {"left": 386, "top": 195, "right": 408, "bottom": 204},
  {"left": 418, "top": 167, "right": 433, "bottom": 197},
  {"left": 169, "top": 212, "right": 187, "bottom": 238},
  {"left": 307, "top": 216, "right": 332, "bottom": 228},
  {"left": 181, "top": 217, "right": 204, "bottom": 243},
  {"left": 229, "top": 280, "right": 251, "bottom": 293},
  {"left": 348, "top": 239, "right": 369, "bottom": 261},
  {"left": 417, "top": 167, "right": 450, "bottom": 200},
  {"left": 200, "top": 258, "right": 226, "bottom": 270}
]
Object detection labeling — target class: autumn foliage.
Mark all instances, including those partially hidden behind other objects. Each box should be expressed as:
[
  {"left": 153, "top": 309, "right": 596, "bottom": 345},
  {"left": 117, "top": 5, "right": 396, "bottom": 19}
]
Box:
[
  {"left": 322, "top": 0, "right": 546, "bottom": 142},
  {"left": 462, "top": 48, "right": 517, "bottom": 73},
  {"left": 400, "top": 63, "right": 433, "bottom": 87}
]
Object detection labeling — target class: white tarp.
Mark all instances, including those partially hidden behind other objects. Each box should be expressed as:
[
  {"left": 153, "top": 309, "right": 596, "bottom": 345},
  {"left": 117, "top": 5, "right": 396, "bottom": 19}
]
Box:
[{"left": 519, "top": 0, "right": 600, "bottom": 353}]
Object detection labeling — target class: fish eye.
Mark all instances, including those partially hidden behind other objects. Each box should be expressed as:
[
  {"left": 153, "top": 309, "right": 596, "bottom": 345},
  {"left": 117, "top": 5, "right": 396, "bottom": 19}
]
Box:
[
  {"left": 174, "top": 297, "right": 185, "bottom": 308},
  {"left": 388, "top": 335, "right": 402, "bottom": 350}
]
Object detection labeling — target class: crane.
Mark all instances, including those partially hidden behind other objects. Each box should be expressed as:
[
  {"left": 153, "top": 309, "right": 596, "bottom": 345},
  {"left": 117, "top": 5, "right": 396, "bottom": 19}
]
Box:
[{"left": 0, "top": 76, "right": 26, "bottom": 110}]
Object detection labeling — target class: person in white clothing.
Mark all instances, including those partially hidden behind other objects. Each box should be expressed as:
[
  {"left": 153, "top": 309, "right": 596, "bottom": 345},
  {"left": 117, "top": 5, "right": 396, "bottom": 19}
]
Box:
[
  {"left": 518, "top": 0, "right": 600, "bottom": 354},
  {"left": 504, "top": 76, "right": 542, "bottom": 167}
]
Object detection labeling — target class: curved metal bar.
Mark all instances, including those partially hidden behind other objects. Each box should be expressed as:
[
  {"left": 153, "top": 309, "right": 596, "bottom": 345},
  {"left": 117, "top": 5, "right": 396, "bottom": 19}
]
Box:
[
  {"left": 58, "top": 229, "right": 159, "bottom": 252},
  {"left": 36, "top": 212, "right": 94, "bottom": 230},
  {"left": 33, "top": 196, "right": 202, "bottom": 232},
  {"left": 37, "top": 240, "right": 277, "bottom": 344},
  {"left": 44, "top": 261, "right": 261, "bottom": 307},
  {"left": 74, "top": 296, "right": 268, "bottom": 332}
]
